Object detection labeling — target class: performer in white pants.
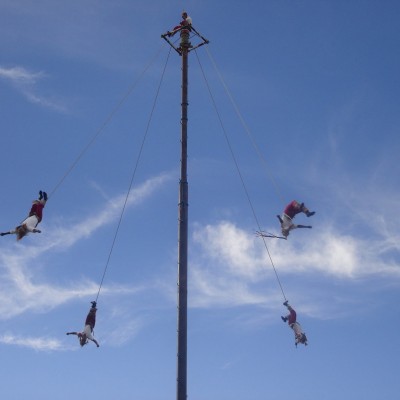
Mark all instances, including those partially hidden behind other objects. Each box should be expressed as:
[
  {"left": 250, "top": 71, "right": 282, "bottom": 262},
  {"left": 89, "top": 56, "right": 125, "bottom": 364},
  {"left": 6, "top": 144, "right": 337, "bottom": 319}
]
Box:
[{"left": 1, "top": 190, "right": 47, "bottom": 240}]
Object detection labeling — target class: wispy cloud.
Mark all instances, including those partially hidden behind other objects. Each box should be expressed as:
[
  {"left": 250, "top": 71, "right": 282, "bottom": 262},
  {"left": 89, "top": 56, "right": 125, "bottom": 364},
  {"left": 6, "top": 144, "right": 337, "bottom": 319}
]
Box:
[
  {"left": 0, "top": 65, "right": 67, "bottom": 112},
  {"left": 101, "top": 310, "right": 144, "bottom": 347},
  {"left": 0, "top": 173, "right": 172, "bottom": 321},
  {"left": 0, "top": 168, "right": 397, "bottom": 348},
  {"left": 42, "top": 172, "right": 172, "bottom": 252},
  {"left": 0, "top": 65, "right": 44, "bottom": 83}
]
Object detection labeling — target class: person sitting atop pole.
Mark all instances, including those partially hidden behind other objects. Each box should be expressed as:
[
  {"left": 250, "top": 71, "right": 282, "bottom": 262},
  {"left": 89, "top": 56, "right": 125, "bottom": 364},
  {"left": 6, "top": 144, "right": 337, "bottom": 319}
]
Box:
[
  {"left": 1, "top": 190, "right": 48, "bottom": 240},
  {"left": 165, "top": 11, "right": 192, "bottom": 37},
  {"left": 66, "top": 301, "right": 100, "bottom": 348},
  {"left": 277, "top": 200, "right": 315, "bottom": 238},
  {"left": 281, "top": 301, "right": 308, "bottom": 347}
]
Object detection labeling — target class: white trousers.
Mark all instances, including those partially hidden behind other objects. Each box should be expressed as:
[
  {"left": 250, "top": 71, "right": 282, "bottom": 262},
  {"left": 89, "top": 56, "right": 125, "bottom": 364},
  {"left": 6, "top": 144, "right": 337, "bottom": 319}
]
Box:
[
  {"left": 21, "top": 215, "right": 39, "bottom": 232},
  {"left": 83, "top": 324, "right": 94, "bottom": 340}
]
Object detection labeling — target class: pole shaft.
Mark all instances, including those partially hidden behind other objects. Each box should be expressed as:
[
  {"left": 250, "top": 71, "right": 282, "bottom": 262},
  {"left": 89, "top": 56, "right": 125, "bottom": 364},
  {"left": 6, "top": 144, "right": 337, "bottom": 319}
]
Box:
[{"left": 177, "top": 30, "right": 190, "bottom": 400}]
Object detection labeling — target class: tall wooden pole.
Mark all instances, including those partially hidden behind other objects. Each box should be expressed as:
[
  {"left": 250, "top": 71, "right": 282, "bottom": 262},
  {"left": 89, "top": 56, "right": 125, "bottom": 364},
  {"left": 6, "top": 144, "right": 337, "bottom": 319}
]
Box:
[
  {"left": 177, "top": 28, "right": 190, "bottom": 400},
  {"left": 162, "top": 19, "right": 208, "bottom": 400}
]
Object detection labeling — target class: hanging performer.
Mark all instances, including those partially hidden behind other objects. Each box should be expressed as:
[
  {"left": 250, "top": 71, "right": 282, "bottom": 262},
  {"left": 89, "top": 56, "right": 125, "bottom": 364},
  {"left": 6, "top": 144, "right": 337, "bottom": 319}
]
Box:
[
  {"left": 277, "top": 200, "right": 315, "bottom": 238},
  {"left": 66, "top": 301, "right": 100, "bottom": 348},
  {"left": 165, "top": 11, "right": 192, "bottom": 37},
  {"left": 0, "top": 190, "right": 48, "bottom": 240},
  {"left": 281, "top": 301, "right": 308, "bottom": 347}
]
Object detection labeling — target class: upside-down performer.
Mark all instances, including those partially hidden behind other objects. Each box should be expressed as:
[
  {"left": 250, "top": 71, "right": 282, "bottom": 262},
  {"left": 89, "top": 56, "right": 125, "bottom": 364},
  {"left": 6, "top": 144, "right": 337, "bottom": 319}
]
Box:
[
  {"left": 0, "top": 190, "right": 48, "bottom": 240},
  {"left": 281, "top": 301, "right": 308, "bottom": 347},
  {"left": 66, "top": 301, "right": 100, "bottom": 348},
  {"left": 277, "top": 200, "right": 315, "bottom": 238}
]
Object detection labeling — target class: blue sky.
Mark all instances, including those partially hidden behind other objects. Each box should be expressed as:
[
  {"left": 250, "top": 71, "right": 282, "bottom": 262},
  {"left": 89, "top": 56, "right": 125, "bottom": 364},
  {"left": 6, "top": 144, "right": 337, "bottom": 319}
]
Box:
[{"left": 0, "top": 0, "right": 399, "bottom": 399}]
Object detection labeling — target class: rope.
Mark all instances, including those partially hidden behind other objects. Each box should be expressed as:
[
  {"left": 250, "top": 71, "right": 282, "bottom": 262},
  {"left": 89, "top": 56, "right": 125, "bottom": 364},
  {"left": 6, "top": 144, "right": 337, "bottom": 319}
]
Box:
[
  {"left": 48, "top": 45, "right": 165, "bottom": 200},
  {"left": 205, "top": 47, "right": 285, "bottom": 205},
  {"left": 95, "top": 47, "right": 173, "bottom": 302},
  {"left": 194, "top": 50, "right": 287, "bottom": 302}
]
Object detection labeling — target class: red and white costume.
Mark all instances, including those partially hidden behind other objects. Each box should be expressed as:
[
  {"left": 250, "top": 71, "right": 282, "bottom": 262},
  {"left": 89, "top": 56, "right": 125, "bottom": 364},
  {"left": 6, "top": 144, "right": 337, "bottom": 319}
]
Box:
[
  {"left": 1, "top": 192, "right": 47, "bottom": 240},
  {"left": 282, "top": 303, "right": 308, "bottom": 347},
  {"left": 279, "top": 200, "right": 314, "bottom": 238}
]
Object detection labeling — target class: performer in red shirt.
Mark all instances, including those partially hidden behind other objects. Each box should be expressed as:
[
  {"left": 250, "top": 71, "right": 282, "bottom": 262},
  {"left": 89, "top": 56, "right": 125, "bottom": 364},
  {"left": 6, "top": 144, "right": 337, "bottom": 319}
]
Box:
[
  {"left": 277, "top": 200, "right": 315, "bottom": 238},
  {"left": 281, "top": 301, "right": 308, "bottom": 347},
  {"left": 1, "top": 191, "right": 48, "bottom": 240},
  {"left": 166, "top": 11, "right": 192, "bottom": 37},
  {"left": 66, "top": 302, "right": 100, "bottom": 348}
]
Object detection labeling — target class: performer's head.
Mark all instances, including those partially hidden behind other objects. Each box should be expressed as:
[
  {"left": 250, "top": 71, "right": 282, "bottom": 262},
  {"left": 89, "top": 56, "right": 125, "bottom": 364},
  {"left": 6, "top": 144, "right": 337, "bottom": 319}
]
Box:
[
  {"left": 78, "top": 332, "right": 88, "bottom": 347},
  {"left": 16, "top": 225, "right": 28, "bottom": 241},
  {"left": 281, "top": 228, "right": 290, "bottom": 238}
]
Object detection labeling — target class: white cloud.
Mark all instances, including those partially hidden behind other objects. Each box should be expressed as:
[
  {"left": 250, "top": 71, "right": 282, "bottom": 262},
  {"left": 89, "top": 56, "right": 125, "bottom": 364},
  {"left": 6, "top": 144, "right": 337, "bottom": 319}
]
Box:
[
  {"left": 285, "top": 227, "right": 400, "bottom": 278},
  {"left": 192, "top": 215, "right": 400, "bottom": 280},
  {"left": 0, "top": 333, "right": 67, "bottom": 352},
  {"left": 188, "top": 217, "right": 400, "bottom": 314},
  {"left": 101, "top": 314, "right": 143, "bottom": 347},
  {"left": 0, "top": 65, "right": 44, "bottom": 84},
  {"left": 190, "top": 264, "right": 271, "bottom": 308},
  {"left": 192, "top": 221, "right": 266, "bottom": 280}
]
